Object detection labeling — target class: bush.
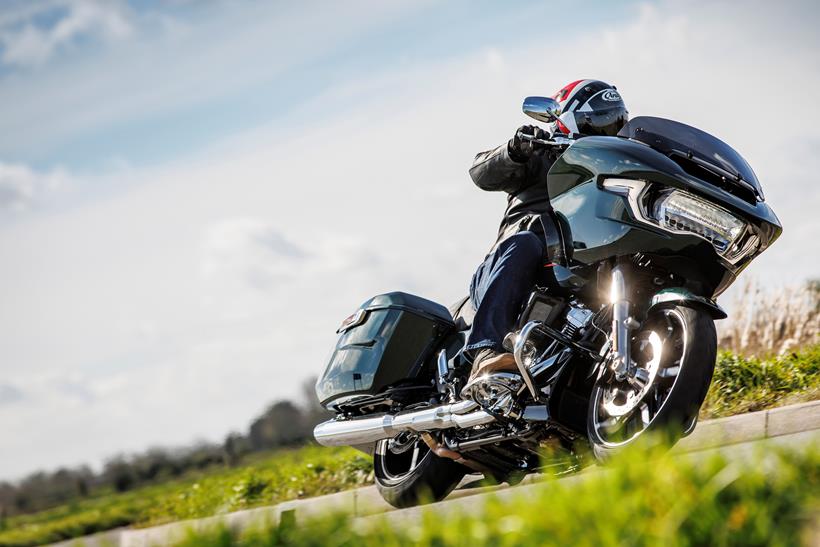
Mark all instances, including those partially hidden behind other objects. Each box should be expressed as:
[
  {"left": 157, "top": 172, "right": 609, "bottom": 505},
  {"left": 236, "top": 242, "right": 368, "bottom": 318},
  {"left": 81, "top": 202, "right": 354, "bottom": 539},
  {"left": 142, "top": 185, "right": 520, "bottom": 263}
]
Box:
[{"left": 702, "top": 345, "right": 820, "bottom": 418}]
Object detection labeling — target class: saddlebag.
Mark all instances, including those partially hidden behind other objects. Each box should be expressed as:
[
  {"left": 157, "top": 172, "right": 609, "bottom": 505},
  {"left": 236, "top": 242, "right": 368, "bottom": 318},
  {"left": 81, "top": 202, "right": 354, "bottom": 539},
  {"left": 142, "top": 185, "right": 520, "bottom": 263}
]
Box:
[{"left": 315, "top": 292, "right": 454, "bottom": 408}]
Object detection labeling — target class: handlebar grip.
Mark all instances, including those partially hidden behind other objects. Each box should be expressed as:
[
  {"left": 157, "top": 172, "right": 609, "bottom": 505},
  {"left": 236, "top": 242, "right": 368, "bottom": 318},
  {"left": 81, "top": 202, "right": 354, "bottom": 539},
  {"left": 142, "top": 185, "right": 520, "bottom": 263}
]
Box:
[
  {"left": 516, "top": 130, "right": 573, "bottom": 147},
  {"left": 516, "top": 130, "right": 557, "bottom": 146}
]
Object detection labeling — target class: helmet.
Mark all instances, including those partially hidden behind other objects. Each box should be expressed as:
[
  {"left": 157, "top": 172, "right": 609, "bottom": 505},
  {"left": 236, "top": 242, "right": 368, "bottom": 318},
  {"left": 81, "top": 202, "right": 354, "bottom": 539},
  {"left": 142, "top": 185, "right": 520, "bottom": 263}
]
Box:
[{"left": 551, "top": 79, "right": 628, "bottom": 137}]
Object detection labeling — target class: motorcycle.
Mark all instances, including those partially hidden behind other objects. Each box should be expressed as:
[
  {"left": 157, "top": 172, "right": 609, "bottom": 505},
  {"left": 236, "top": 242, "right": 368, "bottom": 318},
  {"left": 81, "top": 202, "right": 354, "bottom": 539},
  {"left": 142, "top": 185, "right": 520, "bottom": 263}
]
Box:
[{"left": 312, "top": 96, "right": 782, "bottom": 508}]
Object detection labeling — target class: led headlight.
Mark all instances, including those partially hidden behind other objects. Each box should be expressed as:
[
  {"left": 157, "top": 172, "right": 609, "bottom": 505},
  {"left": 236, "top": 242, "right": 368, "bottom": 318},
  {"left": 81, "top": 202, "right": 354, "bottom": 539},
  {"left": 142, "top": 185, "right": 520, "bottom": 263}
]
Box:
[
  {"left": 601, "top": 179, "right": 758, "bottom": 264},
  {"left": 652, "top": 190, "right": 745, "bottom": 253}
]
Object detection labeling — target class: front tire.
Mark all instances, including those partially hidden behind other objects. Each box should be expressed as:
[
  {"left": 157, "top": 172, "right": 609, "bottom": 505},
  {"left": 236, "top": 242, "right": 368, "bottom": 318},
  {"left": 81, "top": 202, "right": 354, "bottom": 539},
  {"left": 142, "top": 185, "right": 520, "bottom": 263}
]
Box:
[
  {"left": 374, "top": 433, "right": 467, "bottom": 508},
  {"left": 587, "top": 305, "right": 716, "bottom": 461}
]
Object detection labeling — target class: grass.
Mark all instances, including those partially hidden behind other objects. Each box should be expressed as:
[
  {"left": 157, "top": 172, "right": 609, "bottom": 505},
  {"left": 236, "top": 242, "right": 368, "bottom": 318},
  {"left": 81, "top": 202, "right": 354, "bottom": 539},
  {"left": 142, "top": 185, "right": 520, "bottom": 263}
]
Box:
[
  {"left": 2, "top": 347, "right": 817, "bottom": 546},
  {"left": 174, "top": 440, "right": 820, "bottom": 547},
  {"left": 0, "top": 446, "right": 371, "bottom": 547},
  {"left": 702, "top": 344, "right": 820, "bottom": 419}
]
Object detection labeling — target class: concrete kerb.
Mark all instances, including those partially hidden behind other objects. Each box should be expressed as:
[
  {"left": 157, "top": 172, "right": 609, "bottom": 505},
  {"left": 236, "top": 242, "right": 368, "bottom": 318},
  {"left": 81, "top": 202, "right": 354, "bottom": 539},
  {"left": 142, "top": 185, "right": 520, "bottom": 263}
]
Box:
[
  {"left": 120, "top": 489, "right": 362, "bottom": 547},
  {"left": 80, "top": 400, "right": 820, "bottom": 547},
  {"left": 50, "top": 528, "right": 125, "bottom": 547},
  {"left": 674, "top": 410, "right": 768, "bottom": 452},
  {"left": 766, "top": 399, "right": 820, "bottom": 437},
  {"left": 120, "top": 505, "right": 283, "bottom": 547}
]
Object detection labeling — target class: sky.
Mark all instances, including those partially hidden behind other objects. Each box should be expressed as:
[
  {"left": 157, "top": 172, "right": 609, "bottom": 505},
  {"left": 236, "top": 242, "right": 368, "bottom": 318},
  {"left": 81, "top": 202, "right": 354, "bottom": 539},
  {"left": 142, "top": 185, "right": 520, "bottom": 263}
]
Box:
[{"left": 0, "top": 0, "right": 818, "bottom": 481}]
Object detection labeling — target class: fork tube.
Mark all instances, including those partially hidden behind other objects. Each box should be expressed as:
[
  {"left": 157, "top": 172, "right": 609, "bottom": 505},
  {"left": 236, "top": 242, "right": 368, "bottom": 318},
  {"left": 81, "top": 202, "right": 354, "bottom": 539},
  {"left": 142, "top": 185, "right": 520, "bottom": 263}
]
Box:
[{"left": 610, "top": 264, "right": 630, "bottom": 380}]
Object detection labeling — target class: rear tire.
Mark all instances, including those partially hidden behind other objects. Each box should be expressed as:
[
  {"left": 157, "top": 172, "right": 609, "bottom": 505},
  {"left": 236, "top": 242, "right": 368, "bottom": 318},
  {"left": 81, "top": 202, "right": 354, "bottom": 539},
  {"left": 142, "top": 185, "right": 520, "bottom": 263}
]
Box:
[
  {"left": 587, "top": 305, "right": 716, "bottom": 461},
  {"left": 374, "top": 434, "right": 467, "bottom": 508}
]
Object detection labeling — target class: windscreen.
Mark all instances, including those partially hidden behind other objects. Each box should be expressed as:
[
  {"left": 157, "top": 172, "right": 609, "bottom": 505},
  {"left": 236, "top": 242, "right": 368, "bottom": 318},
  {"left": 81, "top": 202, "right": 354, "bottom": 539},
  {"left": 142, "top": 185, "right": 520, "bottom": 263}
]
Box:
[{"left": 618, "top": 116, "right": 763, "bottom": 200}]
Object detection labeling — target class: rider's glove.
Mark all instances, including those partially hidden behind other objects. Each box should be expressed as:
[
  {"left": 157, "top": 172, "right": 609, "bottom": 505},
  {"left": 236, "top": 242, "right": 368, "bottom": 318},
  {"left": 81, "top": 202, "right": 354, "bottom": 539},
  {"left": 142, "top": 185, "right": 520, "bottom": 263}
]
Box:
[{"left": 508, "top": 125, "right": 550, "bottom": 162}]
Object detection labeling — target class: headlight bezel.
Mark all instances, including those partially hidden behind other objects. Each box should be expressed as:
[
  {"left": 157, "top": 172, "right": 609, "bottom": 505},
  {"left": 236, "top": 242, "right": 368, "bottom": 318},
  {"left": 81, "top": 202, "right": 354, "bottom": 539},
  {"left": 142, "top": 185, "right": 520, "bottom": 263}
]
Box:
[{"left": 601, "top": 178, "right": 758, "bottom": 265}]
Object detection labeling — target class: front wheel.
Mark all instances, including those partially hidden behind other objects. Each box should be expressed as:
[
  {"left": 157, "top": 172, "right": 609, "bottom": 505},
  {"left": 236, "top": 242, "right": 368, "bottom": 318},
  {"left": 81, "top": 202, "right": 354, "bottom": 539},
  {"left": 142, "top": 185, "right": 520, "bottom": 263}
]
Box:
[
  {"left": 374, "top": 432, "right": 467, "bottom": 508},
  {"left": 587, "top": 305, "right": 716, "bottom": 461}
]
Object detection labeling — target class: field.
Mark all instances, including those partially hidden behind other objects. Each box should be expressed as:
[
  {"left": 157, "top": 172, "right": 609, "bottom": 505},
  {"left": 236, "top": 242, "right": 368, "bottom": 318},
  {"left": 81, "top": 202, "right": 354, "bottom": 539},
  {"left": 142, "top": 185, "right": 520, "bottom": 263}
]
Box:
[
  {"left": 0, "top": 446, "right": 371, "bottom": 547},
  {"left": 1, "top": 345, "right": 818, "bottom": 547},
  {"left": 175, "top": 441, "right": 820, "bottom": 547}
]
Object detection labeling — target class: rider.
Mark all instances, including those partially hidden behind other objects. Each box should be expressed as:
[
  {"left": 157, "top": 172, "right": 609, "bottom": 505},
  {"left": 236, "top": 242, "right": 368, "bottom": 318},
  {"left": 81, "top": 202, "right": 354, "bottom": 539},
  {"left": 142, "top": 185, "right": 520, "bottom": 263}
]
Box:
[{"left": 466, "top": 79, "right": 629, "bottom": 380}]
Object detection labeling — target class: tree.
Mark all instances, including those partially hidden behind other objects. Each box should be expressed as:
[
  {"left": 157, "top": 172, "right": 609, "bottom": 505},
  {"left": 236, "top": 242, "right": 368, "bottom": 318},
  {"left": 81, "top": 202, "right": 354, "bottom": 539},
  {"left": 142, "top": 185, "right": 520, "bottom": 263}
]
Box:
[
  {"left": 102, "top": 457, "right": 136, "bottom": 493},
  {"left": 223, "top": 432, "right": 250, "bottom": 467},
  {"left": 248, "top": 400, "right": 307, "bottom": 450},
  {"left": 300, "top": 375, "right": 333, "bottom": 430}
]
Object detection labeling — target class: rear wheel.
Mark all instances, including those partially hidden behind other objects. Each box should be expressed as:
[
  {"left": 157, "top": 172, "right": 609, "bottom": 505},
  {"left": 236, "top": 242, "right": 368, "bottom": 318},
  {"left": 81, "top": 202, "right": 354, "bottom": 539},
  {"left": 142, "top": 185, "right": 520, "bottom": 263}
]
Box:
[
  {"left": 374, "top": 432, "right": 467, "bottom": 508},
  {"left": 587, "top": 305, "right": 716, "bottom": 461}
]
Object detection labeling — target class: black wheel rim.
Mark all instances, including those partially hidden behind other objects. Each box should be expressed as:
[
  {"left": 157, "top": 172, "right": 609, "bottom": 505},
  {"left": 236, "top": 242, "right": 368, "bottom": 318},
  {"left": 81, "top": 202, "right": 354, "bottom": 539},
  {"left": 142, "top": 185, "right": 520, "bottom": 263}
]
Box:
[
  {"left": 376, "top": 433, "right": 430, "bottom": 481},
  {"left": 591, "top": 308, "right": 687, "bottom": 447}
]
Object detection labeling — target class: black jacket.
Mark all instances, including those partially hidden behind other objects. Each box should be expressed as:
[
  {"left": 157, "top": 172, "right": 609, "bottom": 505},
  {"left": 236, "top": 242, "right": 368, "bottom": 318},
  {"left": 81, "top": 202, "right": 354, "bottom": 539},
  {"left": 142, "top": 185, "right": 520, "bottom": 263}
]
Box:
[{"left": 469, "top": 141, "right": 560, "bottom": 253}]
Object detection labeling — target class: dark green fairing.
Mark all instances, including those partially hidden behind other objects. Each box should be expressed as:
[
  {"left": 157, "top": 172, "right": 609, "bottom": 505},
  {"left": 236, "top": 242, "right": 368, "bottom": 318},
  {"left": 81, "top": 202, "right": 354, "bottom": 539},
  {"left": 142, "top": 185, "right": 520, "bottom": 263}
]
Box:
[{"left": 548, "top": 136, "right": 782, "bottom": 297}]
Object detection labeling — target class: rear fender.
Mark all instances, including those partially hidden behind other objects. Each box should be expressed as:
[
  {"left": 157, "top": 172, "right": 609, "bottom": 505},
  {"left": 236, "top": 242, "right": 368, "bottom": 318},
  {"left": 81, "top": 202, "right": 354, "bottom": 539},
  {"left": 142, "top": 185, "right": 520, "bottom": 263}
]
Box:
[{"left": 647, "top": 288, "right": 727, "bottom": 320}]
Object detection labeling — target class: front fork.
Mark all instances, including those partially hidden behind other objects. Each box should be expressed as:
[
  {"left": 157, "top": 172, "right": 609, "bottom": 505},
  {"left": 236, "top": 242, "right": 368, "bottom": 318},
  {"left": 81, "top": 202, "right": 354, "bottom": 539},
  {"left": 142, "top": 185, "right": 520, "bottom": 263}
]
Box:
[{"left": 609, "top": 263, "right": 645, "bottom": 387}]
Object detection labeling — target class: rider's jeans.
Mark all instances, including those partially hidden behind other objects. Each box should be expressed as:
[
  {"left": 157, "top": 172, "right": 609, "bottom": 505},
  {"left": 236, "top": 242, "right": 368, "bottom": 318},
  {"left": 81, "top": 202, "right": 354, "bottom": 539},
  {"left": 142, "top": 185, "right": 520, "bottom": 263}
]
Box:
[{"left": 465, "top": 231, "right": 545, "bottom": 355}]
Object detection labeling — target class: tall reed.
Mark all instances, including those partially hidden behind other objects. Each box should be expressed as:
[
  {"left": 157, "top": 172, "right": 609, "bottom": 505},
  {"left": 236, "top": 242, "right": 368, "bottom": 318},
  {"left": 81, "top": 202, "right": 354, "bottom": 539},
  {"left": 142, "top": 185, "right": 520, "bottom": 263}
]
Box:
[{"left": 718, "top": 279, "right": 819, "bottom": 356}]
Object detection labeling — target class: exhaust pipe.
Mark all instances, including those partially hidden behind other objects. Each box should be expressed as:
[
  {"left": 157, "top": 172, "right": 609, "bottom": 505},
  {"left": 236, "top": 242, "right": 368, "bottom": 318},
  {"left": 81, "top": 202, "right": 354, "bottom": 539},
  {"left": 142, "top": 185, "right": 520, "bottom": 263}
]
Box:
[
  {"left": 420, "top": 433, "right": 488, "bottom": 473},
  {"left": 313, "top": 400, "right": 495, "bottom": 447}
]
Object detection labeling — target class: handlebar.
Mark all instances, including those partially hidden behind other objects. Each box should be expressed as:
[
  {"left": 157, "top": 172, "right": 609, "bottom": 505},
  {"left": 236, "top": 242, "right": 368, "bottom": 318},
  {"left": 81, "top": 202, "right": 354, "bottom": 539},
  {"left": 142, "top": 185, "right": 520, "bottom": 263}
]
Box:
[{"left": 516, "top": 130, "right": 574, "bottom": 147}]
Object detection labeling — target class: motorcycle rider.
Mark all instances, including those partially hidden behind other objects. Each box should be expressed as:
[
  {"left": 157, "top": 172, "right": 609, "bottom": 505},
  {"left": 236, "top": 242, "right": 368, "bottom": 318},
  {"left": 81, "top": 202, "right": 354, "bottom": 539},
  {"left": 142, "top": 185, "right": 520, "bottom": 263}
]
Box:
[{"left": 466, "top": 80, "right": 629, "bottom": 380}]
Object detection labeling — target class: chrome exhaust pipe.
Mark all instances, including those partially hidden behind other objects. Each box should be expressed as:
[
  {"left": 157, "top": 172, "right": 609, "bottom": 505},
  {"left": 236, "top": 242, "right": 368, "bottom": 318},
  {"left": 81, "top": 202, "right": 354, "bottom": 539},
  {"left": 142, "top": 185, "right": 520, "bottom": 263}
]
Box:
[{"left": 313, "top": 400, "right": 495, "bottom": 447}]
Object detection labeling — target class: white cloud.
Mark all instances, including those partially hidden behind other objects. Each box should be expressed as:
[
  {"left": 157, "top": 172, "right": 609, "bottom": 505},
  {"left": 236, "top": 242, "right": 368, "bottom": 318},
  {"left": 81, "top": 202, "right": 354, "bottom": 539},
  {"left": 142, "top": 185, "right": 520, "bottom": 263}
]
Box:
[
  {"left": 0, "top": 383, "right": 25, "bottom": 406},
  {"left": 0, "top": 161, "right": 68, "bottom": 211},
  {"left": 0, "top": 0, "right": 132, "bottom": 67},
  {"left": 201, "top": 218, "right": 308, "bottom": 290}
]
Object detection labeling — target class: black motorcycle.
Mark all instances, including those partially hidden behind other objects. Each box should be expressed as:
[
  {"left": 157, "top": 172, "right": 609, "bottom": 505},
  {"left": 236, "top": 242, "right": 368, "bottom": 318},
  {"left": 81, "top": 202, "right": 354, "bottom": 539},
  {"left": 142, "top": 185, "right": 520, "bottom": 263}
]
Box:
[{"left": 312, "top": 97, "right": 782, "bottom": 508}]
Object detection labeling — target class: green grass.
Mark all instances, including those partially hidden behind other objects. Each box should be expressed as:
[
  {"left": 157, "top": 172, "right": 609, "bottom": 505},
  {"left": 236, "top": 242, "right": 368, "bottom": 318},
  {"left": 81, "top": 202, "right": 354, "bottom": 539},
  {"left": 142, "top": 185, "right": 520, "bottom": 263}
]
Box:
[
  {"left": 174, "top": 440, "right": 820, "bottom": 547},
  {"left": 0, "top": 446, "right": 371, "bottom": 547},
  {"left": 2, "top": 345, "right": 818, "bottom": 547},
  {"left": 702, "top": 345, "right": 820, "bottom": 419}
]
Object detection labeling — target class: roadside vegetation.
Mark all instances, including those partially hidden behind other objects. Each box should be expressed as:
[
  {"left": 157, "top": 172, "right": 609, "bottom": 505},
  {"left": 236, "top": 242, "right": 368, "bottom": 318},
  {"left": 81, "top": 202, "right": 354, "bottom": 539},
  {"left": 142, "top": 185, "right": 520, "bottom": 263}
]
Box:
[
  {"left": 0, "top": 384, "right": 332, "bottom": 520},
  {"left": 702, "top": 344, "right": 820, "bottom": 418},
  {"left": 174, "top": 441, "right": 820, "bottom": 547},
  {"left": 703, "top": 279, "right": 819, "bottom": 418},
  {"left": 0, "top": 446, "right": 370, "bottom": 547},
  {"left": 717, "top": 279, "right": 818, "bottom": 356},
  {"left": 0, "top": 282, "right": 817, "bottom": 546}
]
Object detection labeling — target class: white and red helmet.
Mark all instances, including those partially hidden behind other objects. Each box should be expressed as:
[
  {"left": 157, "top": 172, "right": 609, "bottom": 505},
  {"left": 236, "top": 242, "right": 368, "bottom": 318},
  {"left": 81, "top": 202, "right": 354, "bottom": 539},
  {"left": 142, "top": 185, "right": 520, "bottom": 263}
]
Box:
[{"left": 552, "top": 79, "right": 628, "bottom": 137}]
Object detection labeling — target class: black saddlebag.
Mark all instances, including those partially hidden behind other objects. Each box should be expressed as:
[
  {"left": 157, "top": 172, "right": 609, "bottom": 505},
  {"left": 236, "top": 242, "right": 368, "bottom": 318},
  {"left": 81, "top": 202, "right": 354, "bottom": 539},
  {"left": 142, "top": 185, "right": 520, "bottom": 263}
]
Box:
[{"left": 315, "top": 292, "right": 454, "bottom": 408}]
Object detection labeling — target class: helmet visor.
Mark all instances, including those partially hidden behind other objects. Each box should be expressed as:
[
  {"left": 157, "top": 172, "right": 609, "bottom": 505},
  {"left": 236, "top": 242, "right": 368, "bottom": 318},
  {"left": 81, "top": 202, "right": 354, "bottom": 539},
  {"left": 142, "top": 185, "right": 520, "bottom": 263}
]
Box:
[{"left": 574, "top": 107, "right": 629, "bottom": 136}]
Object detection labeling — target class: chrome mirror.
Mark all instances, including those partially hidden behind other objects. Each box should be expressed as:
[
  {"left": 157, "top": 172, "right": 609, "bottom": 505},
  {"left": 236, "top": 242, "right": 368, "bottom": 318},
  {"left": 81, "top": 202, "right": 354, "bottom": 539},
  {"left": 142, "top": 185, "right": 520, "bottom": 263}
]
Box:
[{"left": 523, "top": 96, "right": 561, "bottom": 123}]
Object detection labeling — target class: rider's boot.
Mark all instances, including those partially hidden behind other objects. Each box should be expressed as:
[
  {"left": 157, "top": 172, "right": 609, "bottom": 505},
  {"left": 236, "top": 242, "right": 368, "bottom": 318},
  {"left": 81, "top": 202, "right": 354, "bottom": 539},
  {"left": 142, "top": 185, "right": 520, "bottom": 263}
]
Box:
[{"left": 468, "top": 348, "right": 517, "bottom": 382}]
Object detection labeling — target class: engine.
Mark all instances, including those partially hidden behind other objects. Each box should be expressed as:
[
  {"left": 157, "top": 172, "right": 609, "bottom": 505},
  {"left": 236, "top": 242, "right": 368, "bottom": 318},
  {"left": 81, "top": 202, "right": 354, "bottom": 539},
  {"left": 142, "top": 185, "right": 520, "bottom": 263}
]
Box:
[{"left": 515, "top": 289, "right": 600, "bottom": 351}]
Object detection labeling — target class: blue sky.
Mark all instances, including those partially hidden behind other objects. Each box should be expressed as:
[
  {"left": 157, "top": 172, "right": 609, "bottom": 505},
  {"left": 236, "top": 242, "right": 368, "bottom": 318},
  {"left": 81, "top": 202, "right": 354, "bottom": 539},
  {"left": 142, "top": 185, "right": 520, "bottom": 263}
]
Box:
[
  {"left": 1, "top": 0, "right": 636, "bottom": 172},
  {"left": 0, "top": 0, "right": 818, "bottom": 480}
]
